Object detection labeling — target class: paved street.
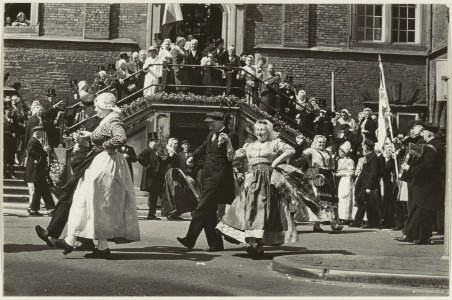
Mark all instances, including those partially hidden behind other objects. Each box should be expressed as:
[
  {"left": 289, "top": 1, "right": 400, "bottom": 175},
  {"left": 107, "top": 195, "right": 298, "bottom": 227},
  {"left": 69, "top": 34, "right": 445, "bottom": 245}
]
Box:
[{"left": 2, "top": 207, "right": 448, "bottom": 296}]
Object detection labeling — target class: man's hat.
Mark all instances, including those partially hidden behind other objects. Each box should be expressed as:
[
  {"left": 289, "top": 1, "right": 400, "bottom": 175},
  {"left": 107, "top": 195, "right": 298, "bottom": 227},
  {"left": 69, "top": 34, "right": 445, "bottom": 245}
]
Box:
[
  {"left": 154, "top": 33, "right": 163, "bottom": 40},
  {"left": 147, "top": 132, "right": 159, "bottom": 141},
  {"left": 204, "top": 111, "right": 224, "bottom": 122},
  {"left": 363, "top": 139, "right": 375, "bottom": 149},
  {"left": 148, "top": 45, "right": 158, "bottom": 53},
  {"left": 309, "top": 97, "right": 318, "bottom": 104},
  {"left": 120, "top": 53, "right": 130, "bottom": 60},
  {"left": 422, "top": 122, "right": 439, "bottom": 133},
  {"left": 408, "top": 119, "right": 424, "bottom": 128},
  {"left": 181, "top": 140, "right": 190, "bottom": 145},
  {"left": 32, "top": 125, "right": 45, "bottom": 132},
  {"left": 97, "top": 65, "right": 106, "bottom": 72},
  {"left": 46, "top": 88, "right": 57, "bottom": 96}
]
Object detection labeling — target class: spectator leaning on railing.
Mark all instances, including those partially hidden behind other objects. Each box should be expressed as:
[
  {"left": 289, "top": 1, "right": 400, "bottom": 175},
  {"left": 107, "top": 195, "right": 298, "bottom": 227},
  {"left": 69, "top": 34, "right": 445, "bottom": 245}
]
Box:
[{"left": 12, "top": 12, "right": 30, "bottom": 27}]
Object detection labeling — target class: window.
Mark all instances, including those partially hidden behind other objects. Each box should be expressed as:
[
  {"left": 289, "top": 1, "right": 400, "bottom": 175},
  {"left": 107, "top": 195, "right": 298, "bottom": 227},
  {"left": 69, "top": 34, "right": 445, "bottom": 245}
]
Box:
[
  {"left": 397, "top": 113, "right": 418, "bottom": 134},
  {"left": 354, "top": 4, "right": 421, "bottom": 44},
  {"left": 356, "top": 5, "right": 383, "bottom": 41},
  {"left": 3, "top": 3, "right": 39, "bottom": 35},
  {"left": 391, "top": 4, "right": 416, "bottom": 43}
]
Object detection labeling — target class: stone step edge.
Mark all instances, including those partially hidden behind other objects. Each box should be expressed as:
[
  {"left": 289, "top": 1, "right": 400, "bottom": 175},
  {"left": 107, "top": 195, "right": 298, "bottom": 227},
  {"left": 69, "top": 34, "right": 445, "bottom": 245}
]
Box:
[{"left": 272, "top": 257, "right": 449, "bottom": 289}]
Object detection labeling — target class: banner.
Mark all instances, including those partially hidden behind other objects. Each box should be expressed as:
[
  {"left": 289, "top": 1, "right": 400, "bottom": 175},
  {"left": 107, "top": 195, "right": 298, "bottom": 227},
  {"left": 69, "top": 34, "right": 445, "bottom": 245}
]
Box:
[
  {"left": 162, "top": 3, "right": 183, "bottom": 25},
  {"left": 377, "top": 56, "right": 391, "bottom": 149}
]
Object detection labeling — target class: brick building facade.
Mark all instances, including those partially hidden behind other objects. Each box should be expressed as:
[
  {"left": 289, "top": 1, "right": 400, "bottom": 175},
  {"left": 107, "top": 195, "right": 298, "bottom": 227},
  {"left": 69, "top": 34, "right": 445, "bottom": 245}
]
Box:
[{"left": 3, "top": 3, "right": 449, "bottom": 129}]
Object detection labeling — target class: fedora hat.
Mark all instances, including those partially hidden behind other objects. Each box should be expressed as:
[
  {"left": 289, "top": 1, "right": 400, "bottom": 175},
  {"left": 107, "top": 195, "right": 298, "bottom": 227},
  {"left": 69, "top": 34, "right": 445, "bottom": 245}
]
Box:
[
  {"left": 46, "top": 88, "right": 57, "bottom": 96},
  {"left": 147, "top": 132, "right": 159, "bottom": 141},
  {"left": 204, "top": 111, "right": 224, "bottom": 122}
]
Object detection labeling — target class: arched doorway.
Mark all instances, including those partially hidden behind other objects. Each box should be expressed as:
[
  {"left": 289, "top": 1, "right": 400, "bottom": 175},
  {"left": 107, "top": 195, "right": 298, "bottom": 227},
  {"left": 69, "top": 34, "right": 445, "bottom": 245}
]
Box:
[{"left": 179, "top": 4, "right": 223, "bottom": 50}]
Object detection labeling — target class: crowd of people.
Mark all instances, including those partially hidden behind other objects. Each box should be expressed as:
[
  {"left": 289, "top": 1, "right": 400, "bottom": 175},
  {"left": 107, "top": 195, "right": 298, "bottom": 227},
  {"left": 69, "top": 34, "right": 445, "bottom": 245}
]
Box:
[{"left": 3, "top": 31, "right": 446, "bottom": 260}]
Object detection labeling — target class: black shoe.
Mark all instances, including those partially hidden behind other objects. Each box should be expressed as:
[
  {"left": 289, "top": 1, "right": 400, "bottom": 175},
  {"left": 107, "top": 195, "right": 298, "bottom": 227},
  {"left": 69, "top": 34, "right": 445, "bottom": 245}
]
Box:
[
  {"left": 313, "top": 226, "right": 324, "bottom": 232},
  {"left": 176, "top": 237, "right": 194, "bottom": 250},
  {"left": 207, "top": 245, "right": 224, "bottom": 252},
  {"left": 84, "top": 248, "right": 111, "bottom": 259},
  {"left": 331, "top": 225, "right": 344, "bottom": 233},
  {"left": 74, "top": 241, "right": 96, "bottom": 252},
  {"left": 29, "top": 210, "right": 43, "bottom": 216},
  {"left": 35, "top": 225, "right": 55, "bottom": 247},
  {"left": 147, "top": 214, "right": 161, "bottom": 220},
  {"left": 47, "top": 209, "right": 55, "bottom": 217},
  {"left": 54, "top": 239, "right": 74, "bottom": 255},
  {"left": 245, "top": 245, "right": 257, "bottom": 258},
  {"left": 394, "top": 235, "right": 414, "bottom": 243},
  {"left": 349, "top": 223, "right": 360, "bottom": 228}
]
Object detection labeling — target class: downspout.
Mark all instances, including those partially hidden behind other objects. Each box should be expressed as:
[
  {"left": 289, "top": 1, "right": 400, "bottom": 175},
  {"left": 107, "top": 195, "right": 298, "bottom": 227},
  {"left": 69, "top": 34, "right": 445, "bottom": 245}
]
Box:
[
  {"left": 347, "top": 4, "right": 352, "bottom": 48},
  {"left": 426, "top": 4, "right": 433, "bottom": 121}
]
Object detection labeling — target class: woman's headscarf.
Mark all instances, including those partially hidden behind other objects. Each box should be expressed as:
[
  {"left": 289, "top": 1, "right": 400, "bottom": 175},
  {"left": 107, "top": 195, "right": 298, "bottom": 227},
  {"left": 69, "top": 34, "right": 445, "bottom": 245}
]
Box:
[
  {"left": 95, "top": 92, "right": 121, "bottom": 113},
  {"left": 30, "top": 100, "right": 42, "bottom": 115}
]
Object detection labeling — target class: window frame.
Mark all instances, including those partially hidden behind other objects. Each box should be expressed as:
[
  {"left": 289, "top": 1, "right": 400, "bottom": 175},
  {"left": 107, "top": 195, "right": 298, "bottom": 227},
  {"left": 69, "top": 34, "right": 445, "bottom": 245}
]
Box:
[
  {"left": 397, "top": 112, "right": 418, "bottom": 133},
  {"left": 352, "top": 4, "right": 422, "bottom": 45},
  {"left": 3, "top": 3, "right": 39, "bottom": 35}
]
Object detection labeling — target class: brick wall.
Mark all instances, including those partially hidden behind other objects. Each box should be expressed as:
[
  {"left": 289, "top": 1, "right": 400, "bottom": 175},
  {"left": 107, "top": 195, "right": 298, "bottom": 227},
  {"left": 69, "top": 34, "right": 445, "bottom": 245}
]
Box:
[
  {"left": 432, "top": 4, "right": 449, "bottom": 51},
  {"left": 84, "top": 3, "right": 111, "bottom": 39},
  {"left": 309, "top": 4, "right": 349, "bottom": 46},
  {"left": 245, "top": 4, "right": 283, "bottom": 51},
  {"left": 42, "top": 3, "right": 85, "bottom": 37},
  {"left": 256, "top": 50, "right": 426, "bottom": 115},
  {"left": 110, "top": 3, "right": 148, "bottom": 49},
  {"left": 4, "top": 40, "right": 136, "bottom": 105},
  {"left": 283, "top": 4, "right": 309, "bottom": 47}
]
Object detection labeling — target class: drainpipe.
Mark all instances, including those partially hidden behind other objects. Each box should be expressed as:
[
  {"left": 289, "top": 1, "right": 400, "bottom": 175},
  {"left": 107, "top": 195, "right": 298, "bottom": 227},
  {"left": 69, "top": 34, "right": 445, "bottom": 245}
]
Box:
[
  {"left": 426, "top": 5, "right": 433, "bottom": 121},
  {"left": 347, "top": 4, "right": 352, "bottom": 48}
]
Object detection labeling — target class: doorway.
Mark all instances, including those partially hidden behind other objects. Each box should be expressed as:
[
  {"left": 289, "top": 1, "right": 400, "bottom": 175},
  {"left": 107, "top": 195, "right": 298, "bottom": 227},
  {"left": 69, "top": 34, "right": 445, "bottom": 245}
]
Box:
[{"left": 179, "top": 4, "right": 223, "bottom": 52}]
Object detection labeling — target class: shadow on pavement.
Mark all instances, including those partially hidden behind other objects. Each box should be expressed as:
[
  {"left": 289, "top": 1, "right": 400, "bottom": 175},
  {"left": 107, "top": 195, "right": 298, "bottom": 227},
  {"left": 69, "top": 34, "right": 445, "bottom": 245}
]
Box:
[
  {"left": 233, "top": 248, "right": 355, "bottom": 260},
  {"left": 297, "top": 230, "right": 371, "bottom": 234},
  {"left": 4, "top": 244, "right": 55, "bottom": 253},
  {"left": 109, "top": 245, "right": 220, "bottom": 261}
]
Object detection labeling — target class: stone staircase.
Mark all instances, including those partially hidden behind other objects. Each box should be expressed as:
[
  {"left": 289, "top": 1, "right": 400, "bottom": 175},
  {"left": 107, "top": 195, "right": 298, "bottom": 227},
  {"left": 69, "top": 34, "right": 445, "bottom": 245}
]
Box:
[{"left": 3, "top": 166, "right": 29, "bottom": 203}]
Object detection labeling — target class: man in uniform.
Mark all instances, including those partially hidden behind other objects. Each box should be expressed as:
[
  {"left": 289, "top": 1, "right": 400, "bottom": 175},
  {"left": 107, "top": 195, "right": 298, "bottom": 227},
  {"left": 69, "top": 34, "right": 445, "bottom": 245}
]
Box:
[
  {"left": 396, "top": 123, "right": 444, "bottom": 244},
  {"left": 177, "top": 112, "right": 235, "bottom": 252}
]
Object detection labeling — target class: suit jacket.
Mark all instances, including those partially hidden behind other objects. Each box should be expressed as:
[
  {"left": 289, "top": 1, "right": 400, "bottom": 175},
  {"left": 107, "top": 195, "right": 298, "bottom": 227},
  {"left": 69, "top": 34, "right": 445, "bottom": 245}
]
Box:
[
  {"left": 357, "top": 117, "right": 378, "bottom": 142},
  {"left": 355, "top": 151, "right": 380, "bottom": 197},
  {"left": 185, "top": 49, "right": 202, "bottom": 85},
  {"left": 408, "top": 137, "right": 444, "bottom": 210},
  {"left": 178, "top": 151, "right": 193, "bottom": 175},
  {"left": 138, "top": 146, "right": 164, "bottom": 192},
  {"left": 24, "top": 137, "right": 49, "bottom": 183},
  {"left": 192, "top": 130, "right": 235, "bottom": 205},
  {"left": 119, "top": 145, "right": 137, "bottom": 180},
  {"left": 24, "top": 115, "right": 43, "bottom": 150}
]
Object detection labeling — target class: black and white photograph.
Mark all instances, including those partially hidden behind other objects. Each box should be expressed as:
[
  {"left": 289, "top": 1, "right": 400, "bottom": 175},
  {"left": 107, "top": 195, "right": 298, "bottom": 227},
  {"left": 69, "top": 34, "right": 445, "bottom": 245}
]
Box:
[{"left": 1, "top": 1, "right": 451, "bottom": 296}]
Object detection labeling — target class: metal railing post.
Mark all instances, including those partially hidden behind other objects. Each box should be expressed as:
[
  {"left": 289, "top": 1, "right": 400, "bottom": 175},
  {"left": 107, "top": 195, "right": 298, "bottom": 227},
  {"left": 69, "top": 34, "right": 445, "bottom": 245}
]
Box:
[{"left": 226, "top": 64, "right": 233, "bottom": 96}]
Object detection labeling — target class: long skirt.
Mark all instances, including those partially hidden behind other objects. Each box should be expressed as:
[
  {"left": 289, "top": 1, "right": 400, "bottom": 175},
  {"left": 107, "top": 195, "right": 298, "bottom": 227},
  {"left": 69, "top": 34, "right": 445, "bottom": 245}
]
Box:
[
  {"left": 161, "top": 168, "right": 199, "bottom": 218},
  {"left": 337, "top": 175, "right": 354, "bottom": 220},
  {"left": 217, "top": 164, "right": 320, "bottom": 246},
  {"left": 67, "top": 151, "right": 140, "bottom": 243},
  {"left": 143, "top": 72, "right": 160, "bottom": 96}
]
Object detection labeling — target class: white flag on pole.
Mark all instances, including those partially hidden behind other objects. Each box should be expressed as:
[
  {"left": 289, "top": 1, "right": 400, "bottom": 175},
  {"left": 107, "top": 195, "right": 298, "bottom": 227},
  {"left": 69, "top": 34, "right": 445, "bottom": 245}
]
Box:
[
  {"left": 162, "top": 4, "right": 183, "bottom": 26},
  {"left": 377, "top": 56, "right": 391, "bottom": 149}
]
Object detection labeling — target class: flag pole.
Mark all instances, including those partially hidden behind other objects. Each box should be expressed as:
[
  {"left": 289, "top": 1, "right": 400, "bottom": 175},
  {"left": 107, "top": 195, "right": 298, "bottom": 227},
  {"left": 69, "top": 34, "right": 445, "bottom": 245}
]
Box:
[{"left": 379, "top": 55, "right": 399, "bottom": 178}]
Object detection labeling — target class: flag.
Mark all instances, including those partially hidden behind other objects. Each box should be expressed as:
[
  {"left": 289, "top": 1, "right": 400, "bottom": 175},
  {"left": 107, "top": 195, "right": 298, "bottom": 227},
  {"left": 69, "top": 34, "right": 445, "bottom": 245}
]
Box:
[
  {"left": 162, "top": 4, "right": 183, "bottom": 26},
  {"left": 377, "top": 55, "right": 391, "bottom": 149}
]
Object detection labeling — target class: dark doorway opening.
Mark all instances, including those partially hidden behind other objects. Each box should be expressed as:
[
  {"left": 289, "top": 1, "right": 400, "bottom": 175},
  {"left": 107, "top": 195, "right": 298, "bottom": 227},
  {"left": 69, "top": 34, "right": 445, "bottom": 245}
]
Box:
[
  {"left": 170, "top": 113, "right": 210, "bottom": 151},
  {"left": 180, "top": 4, "right": 223, "bottom": 53}
]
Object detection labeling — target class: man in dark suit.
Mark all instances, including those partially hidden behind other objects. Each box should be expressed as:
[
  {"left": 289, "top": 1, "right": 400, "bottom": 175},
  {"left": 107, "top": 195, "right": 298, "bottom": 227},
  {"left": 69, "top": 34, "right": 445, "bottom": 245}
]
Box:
[
  {"left": 41, "top": 88, "right": 63, "bottom": 148},
  {"left": 119, "top": 144, "right": 137, "bottom": 182},
  {"left": 65, "top": 79, "right": 81, "bottom": 127},
  {"left": 185, "top": 39, "right": 203, "bottom": 94},
  {"left": 396, "top": 123, "right": 444, "bottom": 244},
  {"left": 260, "top": 64, "right": 281, "bottom": 114},
  {"left": 138, "top": 132, "right": 164, "bottom": 220},
  {"left": 24, "top": 126, "right": 56, "bottom": 216},
  {"left": 351, "top": 139, "right": 381, "bottom": 228},
  {"left": 178, "top": 140, "right": 193, "bottom": 177},
  {"left": 177, "top": 112, "right": 235, "bottom": 252}
]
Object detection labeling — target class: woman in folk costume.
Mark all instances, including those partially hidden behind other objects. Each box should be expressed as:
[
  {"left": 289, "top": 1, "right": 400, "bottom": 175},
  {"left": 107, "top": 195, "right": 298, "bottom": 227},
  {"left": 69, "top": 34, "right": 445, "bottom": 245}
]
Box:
[
  {"left": 335, "top": 141, "right": 355, "bottom": 223},
  {"left": 302, "top": 135, "right": 343, "bottom": 232},
  {"left": 143, "top": 46, "right": 163, "bottom": 96},
  {"left": 216, "top": 119, "right": 320, "bottom": 259},
  {"left": 54, "top": 93, "right": 140, "bottom": 259}
]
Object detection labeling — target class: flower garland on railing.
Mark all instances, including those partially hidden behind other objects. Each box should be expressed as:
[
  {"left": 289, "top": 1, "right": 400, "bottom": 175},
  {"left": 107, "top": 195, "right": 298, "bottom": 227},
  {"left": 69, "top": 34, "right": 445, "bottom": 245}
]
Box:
[{"left": 119, "top": 92, "right": 246, "bottom": 119}]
